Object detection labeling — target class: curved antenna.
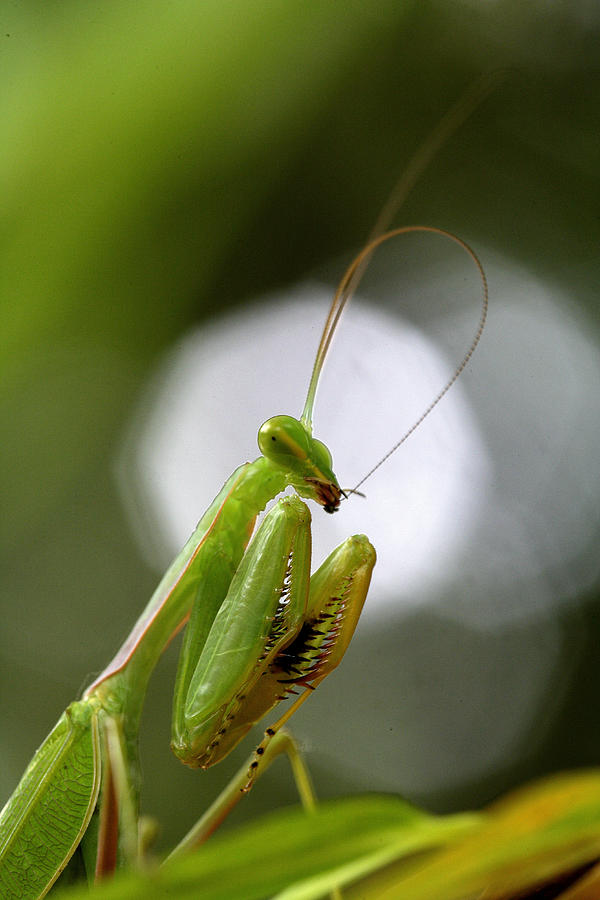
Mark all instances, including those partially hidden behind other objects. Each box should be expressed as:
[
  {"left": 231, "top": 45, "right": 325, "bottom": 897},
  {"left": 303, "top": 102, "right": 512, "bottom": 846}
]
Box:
[
  {"left": 300, "top": 70, "right": 503, "bottom": 431},
  {"left": 349, "top": 226, "right": 488, "bottom": 495}
]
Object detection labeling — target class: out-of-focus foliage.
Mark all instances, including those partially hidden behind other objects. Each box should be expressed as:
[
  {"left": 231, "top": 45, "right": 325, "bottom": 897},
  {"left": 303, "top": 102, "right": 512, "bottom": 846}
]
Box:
[
  {"left": 2, "top": 0, "right": 599, "bottom": 867},
  {"left": 56, "top": 771, "right": 600, "bottom": 899}
]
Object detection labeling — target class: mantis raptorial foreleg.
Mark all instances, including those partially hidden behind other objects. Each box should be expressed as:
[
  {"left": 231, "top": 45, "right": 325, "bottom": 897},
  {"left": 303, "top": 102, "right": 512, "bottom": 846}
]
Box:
[{"left": 171, "top": 494, "right": 374, "bottom": 775}]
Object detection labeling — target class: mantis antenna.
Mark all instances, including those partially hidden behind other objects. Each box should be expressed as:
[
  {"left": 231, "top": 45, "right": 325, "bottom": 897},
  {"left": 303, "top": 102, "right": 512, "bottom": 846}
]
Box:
[
  {"left": 300, "top": 73, "right": 499, "bottom": 490},
  {"left": 348, "top": 227, "right": 487, "bottom": 494}
]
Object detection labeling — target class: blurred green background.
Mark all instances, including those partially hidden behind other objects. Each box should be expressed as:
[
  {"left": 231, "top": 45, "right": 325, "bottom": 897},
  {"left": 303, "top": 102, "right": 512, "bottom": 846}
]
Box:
[{"left": 2, "top": 0, "right": 599, "bottom": 855}]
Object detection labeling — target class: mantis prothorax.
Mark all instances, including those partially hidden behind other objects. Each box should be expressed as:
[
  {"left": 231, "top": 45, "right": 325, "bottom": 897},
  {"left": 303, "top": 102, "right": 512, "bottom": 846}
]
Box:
[{"left": 0, "top": 81, "right": 493, "bottom": 899}]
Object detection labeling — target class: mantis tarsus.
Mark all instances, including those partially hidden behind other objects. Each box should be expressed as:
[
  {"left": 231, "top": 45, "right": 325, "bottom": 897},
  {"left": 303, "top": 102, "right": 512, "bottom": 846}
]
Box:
[{"left": 0, "top": 83, "right": 492, "bottom": 899}]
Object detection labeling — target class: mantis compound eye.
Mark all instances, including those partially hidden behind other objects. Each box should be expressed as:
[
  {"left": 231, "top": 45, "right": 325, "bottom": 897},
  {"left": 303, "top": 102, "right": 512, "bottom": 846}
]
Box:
[
  {"left": 311, "top": 438, "right": 333, "bottom": 471},
  {"left": 257, "top": 416, "right": 311, "bottom": 463}
]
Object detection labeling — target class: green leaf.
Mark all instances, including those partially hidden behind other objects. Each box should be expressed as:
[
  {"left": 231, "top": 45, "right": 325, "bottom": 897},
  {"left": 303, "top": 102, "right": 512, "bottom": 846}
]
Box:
[
  {"left": 55, "top": 795, "right": 478, "bottom": 900},
  {"left": 348, "top": 770, "right": 600, "bottom": 899}
]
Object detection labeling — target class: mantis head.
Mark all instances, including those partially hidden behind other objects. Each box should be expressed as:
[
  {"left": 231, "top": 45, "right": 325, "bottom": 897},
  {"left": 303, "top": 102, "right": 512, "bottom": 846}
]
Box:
[{"left": 258, "top": 415, "right": 342, "bottom": 513}]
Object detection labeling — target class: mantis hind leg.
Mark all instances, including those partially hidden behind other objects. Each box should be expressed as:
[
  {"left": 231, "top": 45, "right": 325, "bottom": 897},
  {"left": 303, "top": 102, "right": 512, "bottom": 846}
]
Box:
[
  {"left": 165, "top": 728, "right": 315, "bottom": 859},
  {"left": 89, "top": 714, "right": 140, "bottom": 880}
]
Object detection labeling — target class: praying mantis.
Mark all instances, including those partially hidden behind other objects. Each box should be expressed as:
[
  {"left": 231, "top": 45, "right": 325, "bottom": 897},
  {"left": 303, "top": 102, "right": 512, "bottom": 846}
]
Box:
[{"left": 0, "top": 82, "right": 493, "bottom": 899}]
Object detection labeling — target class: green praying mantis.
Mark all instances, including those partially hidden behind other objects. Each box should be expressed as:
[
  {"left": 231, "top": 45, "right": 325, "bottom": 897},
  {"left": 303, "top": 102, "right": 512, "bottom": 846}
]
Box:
[{"left": 0, "top": 83, "right": 493, "bottom": 899}]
